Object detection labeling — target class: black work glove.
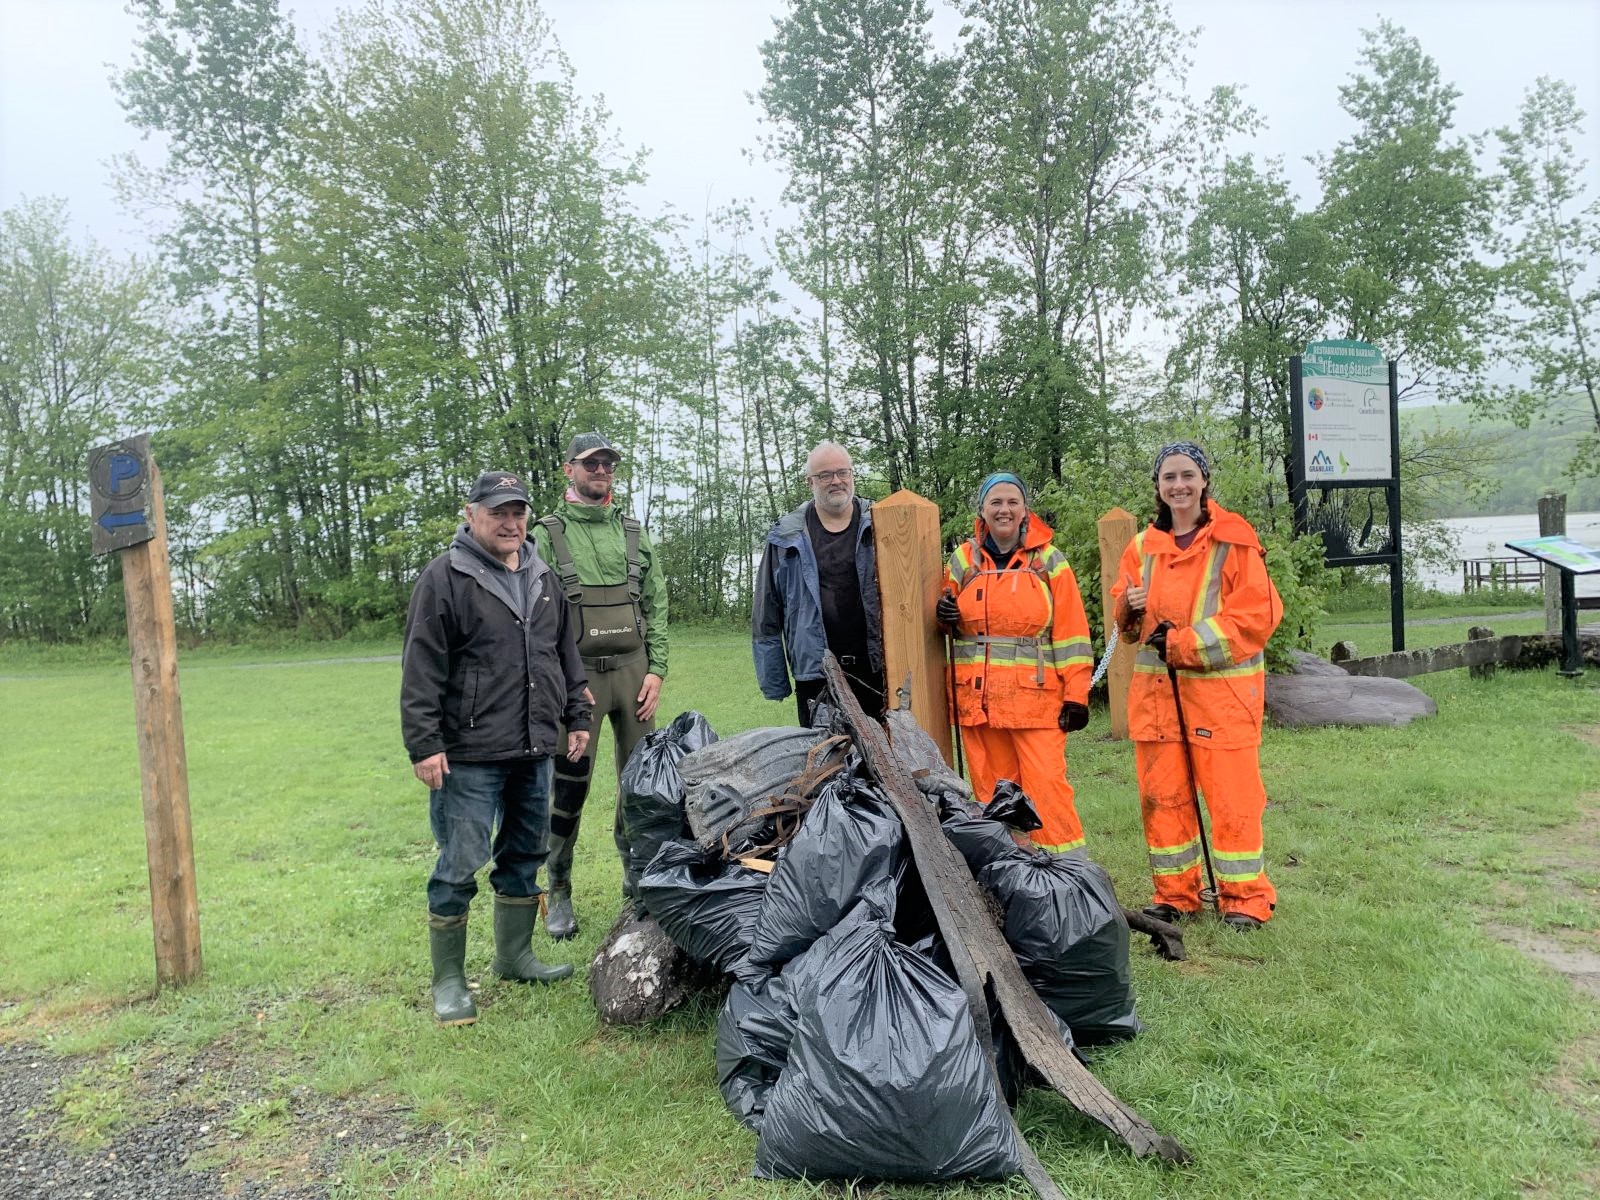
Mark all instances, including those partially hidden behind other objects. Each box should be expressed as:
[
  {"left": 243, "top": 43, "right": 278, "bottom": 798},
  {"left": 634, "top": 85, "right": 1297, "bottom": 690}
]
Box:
[
  {"left": 1058, "top": 701, "right": 1089, "bottom": 733},
  {"left": 935, "top": 591, "right": 961, "bottom": 629},
  {"left": 1146, "top": 620, "right": 1175, "bottom": 662}
]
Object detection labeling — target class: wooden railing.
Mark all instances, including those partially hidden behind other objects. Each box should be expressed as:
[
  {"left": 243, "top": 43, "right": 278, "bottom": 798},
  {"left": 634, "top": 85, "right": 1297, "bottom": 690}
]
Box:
[{"left": 1460, "top": 555, "right": 1543, "bottom": 591}]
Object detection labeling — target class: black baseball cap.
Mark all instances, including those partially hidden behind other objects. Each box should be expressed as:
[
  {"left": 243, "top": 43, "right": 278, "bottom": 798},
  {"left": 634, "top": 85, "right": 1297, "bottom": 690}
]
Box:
[
  {"left": 468, "top": 470, "right": 531, "bottom": 509},
  {"left": 566, "top": 432, "right": 619, "bottom": 463}
]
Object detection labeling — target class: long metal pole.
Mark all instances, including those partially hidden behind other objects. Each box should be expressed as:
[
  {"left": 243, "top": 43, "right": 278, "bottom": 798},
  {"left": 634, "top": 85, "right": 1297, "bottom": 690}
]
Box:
[{"left": 1166, "top": 662, "right": 1218, "bottom": 907}]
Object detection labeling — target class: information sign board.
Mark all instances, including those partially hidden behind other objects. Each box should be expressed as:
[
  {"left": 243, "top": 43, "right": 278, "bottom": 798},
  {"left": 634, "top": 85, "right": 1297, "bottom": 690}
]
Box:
[
  {"left": 1505, "top": 536, "right": 1600, "bottom": 574},
  {"left": 1298, "top": 339, "right": 1392, "bottom": 482}
]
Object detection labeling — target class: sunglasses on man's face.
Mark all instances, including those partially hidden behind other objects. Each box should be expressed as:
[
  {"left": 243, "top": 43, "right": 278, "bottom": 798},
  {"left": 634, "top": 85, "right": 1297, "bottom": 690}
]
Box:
[{"left": 574, "top": 457, "right": 619, "bottom": 473}]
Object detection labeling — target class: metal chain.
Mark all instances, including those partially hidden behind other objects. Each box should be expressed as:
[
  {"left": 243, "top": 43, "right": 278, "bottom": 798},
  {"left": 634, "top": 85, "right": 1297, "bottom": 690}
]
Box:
[{"left": 1090, "top": 624, "right": 1121, "bottom": 688}]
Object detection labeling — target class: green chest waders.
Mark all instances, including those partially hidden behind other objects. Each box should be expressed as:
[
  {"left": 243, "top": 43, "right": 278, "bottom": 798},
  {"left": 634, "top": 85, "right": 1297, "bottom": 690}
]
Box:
[{"left": 537, "top": 513, "right": 652, "bottom": 937}]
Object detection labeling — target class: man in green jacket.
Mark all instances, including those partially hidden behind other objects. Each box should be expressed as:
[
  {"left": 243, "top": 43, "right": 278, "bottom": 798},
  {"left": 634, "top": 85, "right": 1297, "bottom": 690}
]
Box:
[{"left": 532, "top": 432, "right": 668, "bottom": 939}]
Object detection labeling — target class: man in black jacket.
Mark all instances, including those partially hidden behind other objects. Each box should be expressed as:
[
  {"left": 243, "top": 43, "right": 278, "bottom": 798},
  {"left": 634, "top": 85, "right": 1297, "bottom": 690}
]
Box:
[{"left": 402, "top": 470, "right": 593, "bottom": 1025}]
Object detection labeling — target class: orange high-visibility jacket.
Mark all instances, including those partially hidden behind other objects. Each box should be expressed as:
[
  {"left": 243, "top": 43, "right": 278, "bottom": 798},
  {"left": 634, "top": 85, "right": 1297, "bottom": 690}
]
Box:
[
  {"left": 945, "top": 512, "right": 1093, "bottom": 729},
  {"left": 1110, "top": 503, "right": 1282, "bottom": 749}
]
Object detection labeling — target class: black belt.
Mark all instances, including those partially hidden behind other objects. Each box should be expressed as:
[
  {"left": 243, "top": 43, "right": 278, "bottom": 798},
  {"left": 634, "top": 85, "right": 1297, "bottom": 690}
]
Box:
[{"left": 582, "top": 647, "right": 647, "bottom": 673}]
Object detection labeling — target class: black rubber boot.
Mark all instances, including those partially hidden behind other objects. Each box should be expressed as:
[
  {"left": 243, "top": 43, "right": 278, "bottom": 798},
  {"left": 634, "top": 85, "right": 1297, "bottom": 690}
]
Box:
[
  {"left": 427, "top": 913, "right": 478, "bottom": 1026},
  {"left": 490, "top": 895, "right": 574, "bottom": 983},
  {"left": 544, "top": 887, "right": 577, "bottom": 940}
]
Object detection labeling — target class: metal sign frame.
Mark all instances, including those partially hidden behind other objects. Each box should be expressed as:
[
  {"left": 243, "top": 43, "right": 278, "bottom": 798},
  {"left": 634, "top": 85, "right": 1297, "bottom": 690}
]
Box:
[
  {"left": 1505, "top": 536, "right": 1600, "bottom": 677},
  {"left": 1289, "top": 354, "right": 1405, "bottom": 651}
]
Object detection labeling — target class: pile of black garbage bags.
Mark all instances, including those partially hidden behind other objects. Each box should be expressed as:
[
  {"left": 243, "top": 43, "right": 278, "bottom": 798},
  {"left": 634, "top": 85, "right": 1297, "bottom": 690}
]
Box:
[{"left": 619, "top": 711, "right": 1141, "bottom": 1184}]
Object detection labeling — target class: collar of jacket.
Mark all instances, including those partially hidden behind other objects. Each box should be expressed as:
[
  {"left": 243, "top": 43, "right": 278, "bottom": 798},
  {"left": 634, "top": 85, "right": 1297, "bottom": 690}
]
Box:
[
  {"left": 769, "top": 496, "right": 873, "bottom": 544},
  {"left": 971, "top": 507, "right": 1054, "bottom": 556},
  {"left": 1142, "top": 501, "right": 1261, "bottom": 554},
  {"left": 553, "top": 495, "right": 625, "bottom": 526},
  {"left": 447, "top": 526, "right": 550, "bottom": 613}
]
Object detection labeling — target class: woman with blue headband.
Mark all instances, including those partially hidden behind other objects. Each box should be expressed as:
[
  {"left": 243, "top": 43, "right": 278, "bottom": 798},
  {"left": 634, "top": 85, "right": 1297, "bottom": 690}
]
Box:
[
  {"left": 937, "top": 473, "right": 1095, "bottom": 852},
  {"left": 1109, "top": 443, "right": 1282, "bottom": 930}
]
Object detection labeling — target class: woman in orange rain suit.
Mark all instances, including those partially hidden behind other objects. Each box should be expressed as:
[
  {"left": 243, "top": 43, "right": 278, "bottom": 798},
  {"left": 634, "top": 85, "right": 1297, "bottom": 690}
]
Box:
[
  {"left": 1110, "top": 442, "right": 1282, "bottom": 930},
  {"left": 937, "top": 473, "right": 1094, "bottom": 852}
]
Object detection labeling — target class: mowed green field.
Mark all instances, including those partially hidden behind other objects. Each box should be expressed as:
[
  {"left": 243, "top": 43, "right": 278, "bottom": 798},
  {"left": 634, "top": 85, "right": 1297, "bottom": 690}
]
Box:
[{"left": 3, "top": 623, "right": 1599, "bottom": 1198}]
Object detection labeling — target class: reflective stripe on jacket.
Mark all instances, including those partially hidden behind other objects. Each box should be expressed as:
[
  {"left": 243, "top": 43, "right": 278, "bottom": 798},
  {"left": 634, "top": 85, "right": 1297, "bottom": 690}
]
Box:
[
  {"left": 944, "top": 510, "right": 1092, "bottom": 728},
  {"left": 1109, "top": 502, "right": 1281, "bottom": 749}
]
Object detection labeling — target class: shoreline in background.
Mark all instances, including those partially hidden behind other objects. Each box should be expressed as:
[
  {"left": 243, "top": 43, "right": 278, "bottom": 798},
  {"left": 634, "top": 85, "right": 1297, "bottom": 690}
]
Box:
[{"left": 1418, "top": 511, "right": 1600, "bottom": 597}]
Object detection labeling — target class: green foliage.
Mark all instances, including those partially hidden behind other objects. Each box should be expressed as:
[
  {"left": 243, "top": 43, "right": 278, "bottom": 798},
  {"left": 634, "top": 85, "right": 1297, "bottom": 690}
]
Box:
[
  {"left": 0, "top": 199, "right": 167, "bottom": 641},
  {"left": 3, "top": 1, "right": 1589, "bottom": 646},
  {"left": 1406, "top": 400, "right": 1600, "bottom": 516},
  {"left": 1487, "top": 76, "right": 1600, "bottom": 477}
]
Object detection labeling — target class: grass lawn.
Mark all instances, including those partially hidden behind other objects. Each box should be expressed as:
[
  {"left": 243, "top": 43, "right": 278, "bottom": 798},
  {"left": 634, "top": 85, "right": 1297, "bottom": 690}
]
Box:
[{"left": 3, "top": 624, "right": 1599, "bottom": 1198}]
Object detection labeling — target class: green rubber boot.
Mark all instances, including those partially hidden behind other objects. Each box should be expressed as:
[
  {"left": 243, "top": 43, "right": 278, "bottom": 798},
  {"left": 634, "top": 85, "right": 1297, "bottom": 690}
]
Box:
[
  {"left": 490, "top": 895, "right": 574, "bottom": 983},
  {"left": 427, "top": 913, "right": 478, "bottom": 1026}
]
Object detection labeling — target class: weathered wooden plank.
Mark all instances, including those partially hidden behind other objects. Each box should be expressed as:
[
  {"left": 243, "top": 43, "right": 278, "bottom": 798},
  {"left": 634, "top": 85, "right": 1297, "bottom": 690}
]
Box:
[
  {"left": 873, "top": 490, "right": 953, "bottom": 762},
  {"left": 120, "top": 461, "right": 202, "bottom": 988},
  {"left": 822, "top": 654, "right": 1190, "bottom": 1182},
  {"left": 1337, "top": 635, "right": 1525, "bottom": 679}
]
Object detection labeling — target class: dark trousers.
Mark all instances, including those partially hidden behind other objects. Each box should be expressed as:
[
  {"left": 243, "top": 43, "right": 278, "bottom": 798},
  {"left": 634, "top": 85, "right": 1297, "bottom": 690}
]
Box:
[
  {"left": 795, "top": 660, "right": 885, "bottom": 726},
  {"left": 426, "top": 757, "right": 554, "bottom": 917},
  {"left": 547, "top": 652, "right": 655, "bottom": 892}
]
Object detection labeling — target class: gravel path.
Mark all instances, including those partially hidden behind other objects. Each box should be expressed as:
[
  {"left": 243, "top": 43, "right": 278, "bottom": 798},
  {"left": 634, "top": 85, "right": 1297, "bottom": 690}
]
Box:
[{"left": 0, "top": 1041, "right": 429, "bottom": 1200}]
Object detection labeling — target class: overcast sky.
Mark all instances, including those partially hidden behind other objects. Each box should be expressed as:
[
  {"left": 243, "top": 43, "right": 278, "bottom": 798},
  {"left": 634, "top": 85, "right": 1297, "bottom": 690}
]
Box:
[{"left": 2, "top": 0, "right": 1597, "bottom": 259}]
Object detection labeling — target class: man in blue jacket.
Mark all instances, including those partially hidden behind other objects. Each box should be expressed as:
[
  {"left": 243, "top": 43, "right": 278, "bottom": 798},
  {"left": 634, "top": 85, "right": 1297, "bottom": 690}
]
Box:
[
  {"left": 402, "top": 470, "right": 593, "bottom": 1025},
  {"left": 752, "top": 441, "right": 885, "bottom": 725}
]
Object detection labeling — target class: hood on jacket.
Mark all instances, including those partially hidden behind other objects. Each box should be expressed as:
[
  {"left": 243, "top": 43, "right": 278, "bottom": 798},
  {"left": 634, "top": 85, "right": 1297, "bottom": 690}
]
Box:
[
  {"left": 450, "top": 525, "right": 535, "bottom": 572},
  {"left": 1144, "top": 501, "right": 1261, "bottom": 553},
  {"left": 972, "top": 508, "right": 1055, "bottom": 555}
]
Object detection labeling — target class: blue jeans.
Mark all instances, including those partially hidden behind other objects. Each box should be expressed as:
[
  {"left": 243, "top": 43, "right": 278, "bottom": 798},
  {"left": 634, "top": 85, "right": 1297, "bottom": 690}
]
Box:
[{"left": 427, "top": 757, "right": 553, "bottom": 917}]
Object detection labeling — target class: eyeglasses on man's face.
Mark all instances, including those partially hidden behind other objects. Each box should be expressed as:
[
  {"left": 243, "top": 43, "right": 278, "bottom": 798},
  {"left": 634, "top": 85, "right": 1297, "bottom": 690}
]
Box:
[
  {"left": 574, "top": 457, "right": 619, "bottom": 474},
  {"left": 808, "top": 467, "right": 853, "bottom": 484}
]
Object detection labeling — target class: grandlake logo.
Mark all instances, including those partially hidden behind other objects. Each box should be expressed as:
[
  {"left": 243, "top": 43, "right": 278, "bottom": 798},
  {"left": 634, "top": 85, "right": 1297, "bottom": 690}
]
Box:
[{"left": 1309, "top": 450, "right": 1334, "bottom": 473}]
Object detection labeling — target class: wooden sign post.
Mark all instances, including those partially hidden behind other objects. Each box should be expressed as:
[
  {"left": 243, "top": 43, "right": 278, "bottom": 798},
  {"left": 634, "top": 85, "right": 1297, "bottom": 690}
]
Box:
[
  {"left": 91, "top": 435, "right": 202, "bottom": 988},
  {"left": 872, "top": 490, "right": 954, "bottom": 765},
  {"left": 1097, "top": 507, "right": 1139, "bottom": 740}
]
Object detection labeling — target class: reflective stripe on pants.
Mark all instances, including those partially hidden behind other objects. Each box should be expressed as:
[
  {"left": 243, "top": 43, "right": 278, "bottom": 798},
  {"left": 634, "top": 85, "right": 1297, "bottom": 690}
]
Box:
[{"left": 1134, "top": 740, "right": 1275, "bottom": 922}]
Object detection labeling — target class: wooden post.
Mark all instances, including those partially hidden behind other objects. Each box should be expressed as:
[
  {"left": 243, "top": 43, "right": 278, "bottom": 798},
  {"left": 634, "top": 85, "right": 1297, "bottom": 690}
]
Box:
[
  {"left": 1539, "top": 492, "right": 1566, "bottom": 635},
  {"left": 1097, "top": 508, "right": 1139, "bottom": 739},
  {"left": 96, "top": 440, "right": 202, "bottom": 988},
  {"left": 872, "top": 490, "right": 953, "bottom": 765},
  {"left": 1467, "top": 625, "right": 1496, "bottom": 681}
]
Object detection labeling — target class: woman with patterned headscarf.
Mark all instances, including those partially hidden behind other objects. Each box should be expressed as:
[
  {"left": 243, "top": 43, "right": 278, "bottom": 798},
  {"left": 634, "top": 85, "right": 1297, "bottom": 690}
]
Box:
[
  {"left": 936, "top": 472, "right": 1095, "bottom": 852},
  {"left": 1109, "top": 443, "right": 1283, "bottom": 930}
]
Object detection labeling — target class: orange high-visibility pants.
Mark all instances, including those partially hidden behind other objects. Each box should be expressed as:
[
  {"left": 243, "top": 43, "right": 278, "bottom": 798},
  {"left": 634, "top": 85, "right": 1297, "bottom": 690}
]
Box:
[
  {"left": 963, "top": 724, "right": 1085, "bottom": 852},
  {"left": 1134, "top": 740, "right": 1275, "bottom": 922}
]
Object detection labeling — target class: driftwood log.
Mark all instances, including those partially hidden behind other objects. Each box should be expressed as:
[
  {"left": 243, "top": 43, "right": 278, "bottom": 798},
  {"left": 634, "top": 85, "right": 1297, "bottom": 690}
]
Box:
[
  {"left": 588, "top": 905, "right": 722, "bottom": 1026},
  {"left": 823, "top": 654, "right": 1191, "bottom": 1193},
  {"left": 1121, "top": 907, "right": 1186, "bottom": 962}
]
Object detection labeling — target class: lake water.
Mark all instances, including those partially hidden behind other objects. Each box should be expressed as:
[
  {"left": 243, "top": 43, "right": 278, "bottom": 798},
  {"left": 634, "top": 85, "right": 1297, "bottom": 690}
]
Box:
[{"left": 1414, "top": 511, "right": 1600, "bottom": 597}]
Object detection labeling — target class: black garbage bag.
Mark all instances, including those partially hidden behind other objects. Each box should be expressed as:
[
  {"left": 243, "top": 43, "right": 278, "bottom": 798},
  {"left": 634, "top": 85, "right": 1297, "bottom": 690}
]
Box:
[
  {"left": 748, "top": 769, "right": 904, "bottom": 968},
  {"left": 987, "top": 779, "right": 1043, "bottom": 833},
  {"left": 754, "top": 901, "right": 1023, "bottom": 1182},
  {"left": 619, "top": 711, "right": 718, "bottom": 898},
  {"left": 637, "top": 839, "right": 768, "bottom": 973},
  {"left": 938, "top": 803, "right": 1028, "bottom": 877},
  {"left": 715, "top": 974, "right": 796, "bottom": 1132},
  {"left": 978, "top": 852, "right": 1141, "bottom": 1045}
]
